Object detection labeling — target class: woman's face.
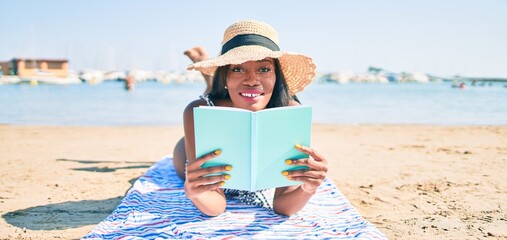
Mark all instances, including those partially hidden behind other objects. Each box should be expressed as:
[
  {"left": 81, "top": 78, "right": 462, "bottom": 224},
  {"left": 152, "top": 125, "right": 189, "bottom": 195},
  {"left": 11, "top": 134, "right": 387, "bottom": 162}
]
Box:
[{"left": 226, "top": 58, "right": 276, "bottom": 111}]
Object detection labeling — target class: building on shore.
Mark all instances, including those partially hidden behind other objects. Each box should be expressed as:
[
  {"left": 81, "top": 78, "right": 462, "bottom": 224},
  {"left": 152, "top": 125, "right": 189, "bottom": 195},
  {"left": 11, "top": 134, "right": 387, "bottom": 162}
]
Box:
[
  {"left": 0, "top": 58, "right": 80, "bottom": 84},
  {"left": 0, "top": 58, "right": 69, "bottom": 77}
]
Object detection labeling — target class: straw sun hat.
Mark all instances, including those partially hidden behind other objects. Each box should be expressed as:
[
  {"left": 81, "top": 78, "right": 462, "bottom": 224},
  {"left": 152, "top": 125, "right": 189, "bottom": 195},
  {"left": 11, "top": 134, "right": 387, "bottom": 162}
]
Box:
[{"left": 187, "top": 19, "right": 316, "bottom": 95}]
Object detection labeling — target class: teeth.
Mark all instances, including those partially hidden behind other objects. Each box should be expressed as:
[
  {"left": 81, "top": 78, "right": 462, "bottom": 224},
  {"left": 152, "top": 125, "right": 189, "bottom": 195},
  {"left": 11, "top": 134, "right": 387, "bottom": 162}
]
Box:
[{"left": 241, "top": 93, "right": 261, "bottom": 98}]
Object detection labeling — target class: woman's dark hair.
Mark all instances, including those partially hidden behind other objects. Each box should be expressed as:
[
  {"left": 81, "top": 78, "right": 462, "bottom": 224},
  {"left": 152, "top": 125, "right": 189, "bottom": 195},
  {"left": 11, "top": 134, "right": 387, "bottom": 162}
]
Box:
[{"left": 208, "top": 59, "right": 299, "bottom": 108}]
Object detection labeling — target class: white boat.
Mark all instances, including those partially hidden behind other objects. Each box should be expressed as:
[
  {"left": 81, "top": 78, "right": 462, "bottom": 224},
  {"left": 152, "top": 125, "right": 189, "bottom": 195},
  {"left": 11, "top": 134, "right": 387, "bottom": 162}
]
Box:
[
  {"left": 15, "top": 69, "right": 81, "bottom": 85},
  {"left": 0, "top": 75, "right": 21, "bottom": 84},
  {"left": 19, "top": 76, "right": 82, "bottom": 85}
]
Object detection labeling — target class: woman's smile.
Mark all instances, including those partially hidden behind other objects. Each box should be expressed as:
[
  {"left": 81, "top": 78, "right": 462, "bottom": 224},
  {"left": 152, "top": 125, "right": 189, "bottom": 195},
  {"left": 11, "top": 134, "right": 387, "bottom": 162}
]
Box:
[
  {"left": 239, "top": 89, "right": 264, "bottom": 102},
  {"left": 227, "top": 59, "right": 276, "bottom": 110}
]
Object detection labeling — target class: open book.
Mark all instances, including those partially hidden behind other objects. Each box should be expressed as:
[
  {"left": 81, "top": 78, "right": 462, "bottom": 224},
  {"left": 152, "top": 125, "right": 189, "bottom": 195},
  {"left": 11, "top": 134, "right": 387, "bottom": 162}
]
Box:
[{"left": 194, "top": 106, "right": 312, "bottom": 191}]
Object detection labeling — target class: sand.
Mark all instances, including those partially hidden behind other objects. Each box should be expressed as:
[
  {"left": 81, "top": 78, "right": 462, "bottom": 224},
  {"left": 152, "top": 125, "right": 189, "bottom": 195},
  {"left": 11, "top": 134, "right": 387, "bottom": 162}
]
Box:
[{"left": 0, "top": 124, "right": 506, "bottom": 239}]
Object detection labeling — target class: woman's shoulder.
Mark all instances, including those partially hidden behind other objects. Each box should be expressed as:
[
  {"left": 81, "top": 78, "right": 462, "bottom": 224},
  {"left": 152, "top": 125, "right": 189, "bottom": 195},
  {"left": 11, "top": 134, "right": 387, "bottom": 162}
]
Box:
[
  {"left": 288, "top": 99, "right": 301, "bottom": 106},
  {"left": 183, "top": 97, "right": 232, "bottom": 113},
  {"left": 183, "top": 98, "right": 208, "bottom": 123},
  {"left": 184, "top": 98, "right": 208, "bottom": 112}
]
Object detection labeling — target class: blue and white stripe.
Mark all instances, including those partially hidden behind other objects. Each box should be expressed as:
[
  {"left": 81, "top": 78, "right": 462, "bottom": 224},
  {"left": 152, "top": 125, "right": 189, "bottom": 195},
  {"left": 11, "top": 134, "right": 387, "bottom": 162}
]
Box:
[{"left": 83, "top": 157, "right": 386, "bottom": 239}]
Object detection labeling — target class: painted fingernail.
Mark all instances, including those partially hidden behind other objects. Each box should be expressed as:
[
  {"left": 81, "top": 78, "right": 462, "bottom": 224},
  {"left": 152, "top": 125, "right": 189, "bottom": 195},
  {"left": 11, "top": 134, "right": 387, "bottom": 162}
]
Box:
[
  {"left": 225, "top": 165, "right": 232, "bottom": 171},
  {"left": 224, "top": 174, "right": 231, "bottom": 180},
  {"left": 219, "top": 181, "right": 225, "bottom": 186},
  {"left": 214, "top": 150, "right": 222, "bottom": 155},
  {"left": 285, "top": 159, "right": 293, "bottom": 165},
  {"left": 282, "top": 171, "right": 289, "bottom": 176},
  {"left": 286, "top": 176, "right": 292, "bottom": 180},
  {"left": 295, "top": 144, "right": 302, "bottom": 149}
]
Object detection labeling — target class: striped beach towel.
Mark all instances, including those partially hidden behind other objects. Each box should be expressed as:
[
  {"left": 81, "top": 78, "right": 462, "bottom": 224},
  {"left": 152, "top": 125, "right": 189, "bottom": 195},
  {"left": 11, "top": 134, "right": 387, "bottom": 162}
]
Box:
[{"left": 83, "top": 157, "right": 386, "bottom": 239}]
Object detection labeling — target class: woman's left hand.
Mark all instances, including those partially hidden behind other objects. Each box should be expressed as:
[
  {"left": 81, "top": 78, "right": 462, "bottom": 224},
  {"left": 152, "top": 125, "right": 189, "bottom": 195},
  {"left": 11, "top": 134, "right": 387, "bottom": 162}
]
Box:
[{"left": 285, "top": 144, "right": 328, "bottom": 194}]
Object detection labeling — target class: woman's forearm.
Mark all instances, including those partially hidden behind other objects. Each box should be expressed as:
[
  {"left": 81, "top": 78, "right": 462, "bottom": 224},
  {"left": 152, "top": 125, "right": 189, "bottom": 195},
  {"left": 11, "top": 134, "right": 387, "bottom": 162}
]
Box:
[
  {"left": 189, "top": 190, "right": 227, "bottom": 217},
  {"left": 272, "top": 186, "right": 315, "bottom": 216}
]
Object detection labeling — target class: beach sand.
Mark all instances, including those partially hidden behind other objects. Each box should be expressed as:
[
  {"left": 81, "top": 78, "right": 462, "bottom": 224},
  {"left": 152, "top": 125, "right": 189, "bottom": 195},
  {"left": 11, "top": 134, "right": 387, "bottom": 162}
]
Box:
[{"left": 0, "top": 124, "right": 506, "bottom": 239}]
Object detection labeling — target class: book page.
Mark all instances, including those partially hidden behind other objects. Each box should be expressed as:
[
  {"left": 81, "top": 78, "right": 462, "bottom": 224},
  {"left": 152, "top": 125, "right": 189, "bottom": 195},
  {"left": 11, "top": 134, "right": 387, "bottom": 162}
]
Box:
[
  {"left": 194, "top": 107, "right": 252, "bottom": 190},
  {"left": 253, "top": 106, "right": 312, "bottom": 190}
]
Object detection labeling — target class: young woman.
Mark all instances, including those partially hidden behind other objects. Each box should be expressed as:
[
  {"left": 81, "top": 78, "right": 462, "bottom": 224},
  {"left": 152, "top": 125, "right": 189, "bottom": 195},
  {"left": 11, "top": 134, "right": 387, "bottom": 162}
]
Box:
[{"left": 173, "top": 20, "right": 328, "bottom": 217}]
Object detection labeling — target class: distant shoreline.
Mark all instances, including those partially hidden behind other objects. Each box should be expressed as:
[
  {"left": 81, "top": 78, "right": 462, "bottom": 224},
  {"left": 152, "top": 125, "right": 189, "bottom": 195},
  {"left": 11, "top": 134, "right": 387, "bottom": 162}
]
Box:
[
  {"left": 1, "top": 82, "right": 506, "bottom": 126},
  {"left": 443, "top": 77, "right": 507, "bottom": 82}
]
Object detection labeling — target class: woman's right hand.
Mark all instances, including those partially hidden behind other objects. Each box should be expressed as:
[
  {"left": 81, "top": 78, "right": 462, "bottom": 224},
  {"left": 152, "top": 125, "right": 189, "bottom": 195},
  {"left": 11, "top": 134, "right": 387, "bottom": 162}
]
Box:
[{"left": 184, "top": 149, "right": 232, "bottom": 199}]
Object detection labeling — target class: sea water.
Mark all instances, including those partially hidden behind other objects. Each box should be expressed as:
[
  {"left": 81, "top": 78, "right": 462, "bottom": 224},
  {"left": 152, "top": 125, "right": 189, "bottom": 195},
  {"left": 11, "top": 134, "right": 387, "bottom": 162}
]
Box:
[{"left": 0, "top": 81, "right": 506, "bottom": 126}]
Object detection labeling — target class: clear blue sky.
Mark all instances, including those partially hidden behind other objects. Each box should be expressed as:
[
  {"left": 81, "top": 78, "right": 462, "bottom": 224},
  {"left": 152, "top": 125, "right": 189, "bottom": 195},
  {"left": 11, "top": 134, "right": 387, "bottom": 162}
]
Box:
[{"left": 1, "top": 0, "right": 506, "bottom": 78}]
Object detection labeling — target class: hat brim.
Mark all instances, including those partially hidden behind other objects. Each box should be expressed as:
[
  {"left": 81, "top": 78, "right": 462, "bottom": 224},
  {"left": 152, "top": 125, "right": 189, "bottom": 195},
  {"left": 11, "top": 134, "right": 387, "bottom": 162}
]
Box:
[{"left": 187, "top": 45, "right": 316, "bottom": 95}]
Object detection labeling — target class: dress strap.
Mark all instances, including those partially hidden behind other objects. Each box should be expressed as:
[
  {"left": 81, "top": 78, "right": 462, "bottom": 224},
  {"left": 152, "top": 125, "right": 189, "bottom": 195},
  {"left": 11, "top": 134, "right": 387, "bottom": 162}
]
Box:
[
  {"left": 223, "top": 188, "right": 272, "bottom": 210},
  {"left": 199, "top": 94, "right": 215, "bottom": 106}
]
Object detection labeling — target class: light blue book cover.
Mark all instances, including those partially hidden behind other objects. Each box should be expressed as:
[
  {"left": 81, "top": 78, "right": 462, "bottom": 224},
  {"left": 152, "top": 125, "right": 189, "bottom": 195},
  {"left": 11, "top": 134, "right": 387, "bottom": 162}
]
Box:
[{"left": 194, "top": 106, "right": 312, "bottom": 191}]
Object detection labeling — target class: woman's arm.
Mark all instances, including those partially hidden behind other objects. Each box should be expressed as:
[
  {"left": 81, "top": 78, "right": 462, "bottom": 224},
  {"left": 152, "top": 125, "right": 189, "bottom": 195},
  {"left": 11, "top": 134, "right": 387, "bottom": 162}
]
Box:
[
  {"left": 182, "top": 100, "right": 229, "bottom": 216},
  {"left": 272, "top": 99, "right": 328, "bottom": 216},
  {"left": 272, "top": 185, "right": 314, "bottom": 216},
  {"left": 272, "top": 144, "right": 328, "bottom": 216}
]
